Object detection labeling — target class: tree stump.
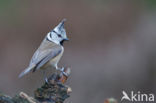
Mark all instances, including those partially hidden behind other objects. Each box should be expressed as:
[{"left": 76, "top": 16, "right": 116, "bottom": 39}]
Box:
[{"left": 0, "top": 68, "right": 72, "bottom": 103}]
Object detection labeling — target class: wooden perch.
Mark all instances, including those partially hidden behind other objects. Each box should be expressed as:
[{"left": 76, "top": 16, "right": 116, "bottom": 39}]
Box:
[{"left": 0, "top": 67, "right": 72, "bottom": 103}]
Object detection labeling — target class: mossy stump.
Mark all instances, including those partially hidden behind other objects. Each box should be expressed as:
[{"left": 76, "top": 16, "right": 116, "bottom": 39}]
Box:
[{"left": 0, "top": 68, "right": 72, "bottom": 103}]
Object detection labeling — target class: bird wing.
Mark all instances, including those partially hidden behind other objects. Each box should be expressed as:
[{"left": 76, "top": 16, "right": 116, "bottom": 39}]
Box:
[
  {"left": 19, "top": 40, "right": 63, "bottom": 78},
  {"left": 30, "top": 41, "right": 63, "bottom": 72},
  {"left": 19, "top": 47, "right": 62, "bottom": 78},
  {"left": 32, "top": 47, "right": 62, "bottom": 72}
]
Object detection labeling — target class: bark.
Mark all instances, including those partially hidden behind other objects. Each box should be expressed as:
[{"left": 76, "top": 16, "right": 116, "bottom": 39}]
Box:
[{"left": 0, "top": 68, "right": 72, "bottom": 103}]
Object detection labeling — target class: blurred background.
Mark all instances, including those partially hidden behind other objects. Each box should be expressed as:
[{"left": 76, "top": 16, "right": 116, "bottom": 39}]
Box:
[{"left": 0, "top": 0, "right": 156, "bottom": 103}]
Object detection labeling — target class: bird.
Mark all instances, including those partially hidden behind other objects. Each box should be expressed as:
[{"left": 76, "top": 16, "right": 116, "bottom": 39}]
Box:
[{"left": 19, "top": 19, "right": 69, "bottom": 78}]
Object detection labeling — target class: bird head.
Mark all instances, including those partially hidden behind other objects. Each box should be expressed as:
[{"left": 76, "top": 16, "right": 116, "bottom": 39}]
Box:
[{"left": 47, "top": 19, "right": 69, "bottom": 45}]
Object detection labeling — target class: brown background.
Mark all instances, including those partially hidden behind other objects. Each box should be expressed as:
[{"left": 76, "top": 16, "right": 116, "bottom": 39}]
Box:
[{"left": 0, "top": 0, "right": 156, "bottom": 103}]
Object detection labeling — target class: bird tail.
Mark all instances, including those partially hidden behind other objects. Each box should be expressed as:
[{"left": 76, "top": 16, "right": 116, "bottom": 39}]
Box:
[{"left": 18, "top": 64, "right": 35, "bottom": 78}]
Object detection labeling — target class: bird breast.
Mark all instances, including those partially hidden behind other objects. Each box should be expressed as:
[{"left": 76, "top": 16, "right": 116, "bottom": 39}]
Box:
[{"left": 43, "top": 46, "right": 64, "bottom": 69}]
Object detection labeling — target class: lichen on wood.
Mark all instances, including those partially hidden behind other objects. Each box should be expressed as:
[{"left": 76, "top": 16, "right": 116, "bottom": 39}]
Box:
[{"left": 0, "top": 67, "right": 72, "bottom": 103}]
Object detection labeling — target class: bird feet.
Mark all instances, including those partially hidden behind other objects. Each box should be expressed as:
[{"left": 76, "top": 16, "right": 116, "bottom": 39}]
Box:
[
  {"left": 44, "top": 77, "right": 48, "bottom": 83},
  {"left": 60, "top": 67, "right": 65, "bottom": 72},
  {"left": 56, "top": 67, "right": 64, "bottom": 72}
]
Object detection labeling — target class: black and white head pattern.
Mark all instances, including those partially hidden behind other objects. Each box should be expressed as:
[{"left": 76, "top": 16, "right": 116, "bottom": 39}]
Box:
[
  {"left": 46, "top": 19, "right": 68, "bottom": 45},
  {"left": 47, "top": 29, "right": 68, "bottom": 45}
]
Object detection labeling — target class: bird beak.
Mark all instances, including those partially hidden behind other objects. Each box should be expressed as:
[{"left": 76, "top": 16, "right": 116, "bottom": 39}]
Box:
[
  {"left": 64, "top": 38, "right": 69, "bottom": 41},
  {"left": 60, "top": 38, "right": 69, "bottom": 45}
]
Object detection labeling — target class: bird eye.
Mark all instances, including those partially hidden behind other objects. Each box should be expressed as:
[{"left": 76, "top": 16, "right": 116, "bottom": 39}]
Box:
[{"left": 58, "top": 34, "right": 62, "bottom": 37}]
